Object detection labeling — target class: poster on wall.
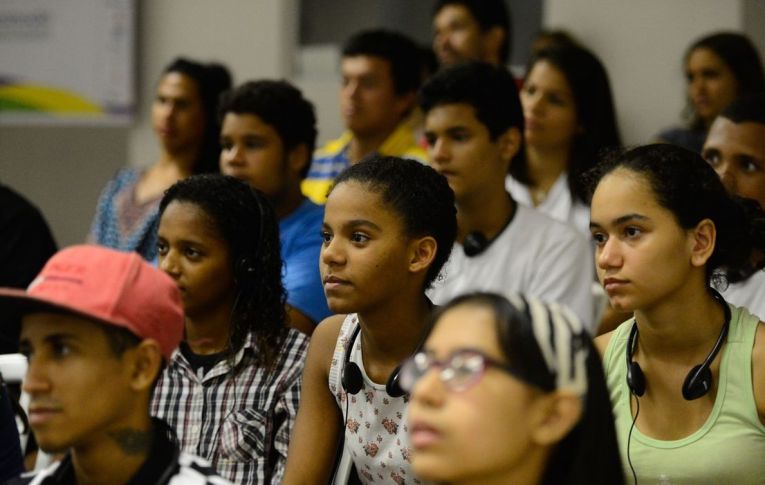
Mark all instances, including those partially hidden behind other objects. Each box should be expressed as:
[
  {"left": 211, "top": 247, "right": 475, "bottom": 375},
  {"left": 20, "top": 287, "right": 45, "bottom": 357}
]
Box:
[{"left": 0, "top": 0, "right": 135, "bottom": 125}]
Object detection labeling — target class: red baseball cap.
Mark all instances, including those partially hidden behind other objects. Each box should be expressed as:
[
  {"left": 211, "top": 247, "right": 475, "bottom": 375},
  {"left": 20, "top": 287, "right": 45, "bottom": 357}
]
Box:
[{"left": 0, "top": 245, "right": 184, "bottom": 360}]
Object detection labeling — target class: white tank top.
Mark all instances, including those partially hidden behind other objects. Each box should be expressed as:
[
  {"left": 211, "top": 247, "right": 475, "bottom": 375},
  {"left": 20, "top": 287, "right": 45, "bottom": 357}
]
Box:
[{"left": 328, "top": 314, "right": 422, "bottom": 484}]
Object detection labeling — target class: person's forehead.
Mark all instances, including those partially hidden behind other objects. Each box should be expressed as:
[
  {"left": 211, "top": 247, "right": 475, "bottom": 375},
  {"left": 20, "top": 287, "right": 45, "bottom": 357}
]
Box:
[
  {"left": 21, "top": 312, "right": 102, "bottom": 340},
  {"left": 707, "top": 117, "right": 765, "bottom": 154}
]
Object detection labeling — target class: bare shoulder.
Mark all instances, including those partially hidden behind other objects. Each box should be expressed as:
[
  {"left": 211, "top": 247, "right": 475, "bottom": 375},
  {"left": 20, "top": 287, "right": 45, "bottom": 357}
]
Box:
[
  {"left": 750, "top": 321, "right": 765, "bottom": 424},
  {"left": 307, "top": 314, "right": 346, "bottom": 368},
  {"left": 594, "top": 330, "right": 615, "bottom": 358}
]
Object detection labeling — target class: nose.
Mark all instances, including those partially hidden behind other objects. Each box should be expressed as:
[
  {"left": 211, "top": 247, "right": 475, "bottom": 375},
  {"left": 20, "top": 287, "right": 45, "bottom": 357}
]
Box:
[
  {"left": 159, "top": 250, "right": 181, "bottom": 280},
  {"left": 429, "top": 138, "right": 450, "bottom": 165},
  {"left": 222, "top": 143, "right": 245, "bottom": 166},
  {"left": 320, "top": 236, "right": 345, "bottom": 267},
  {"left": 523, "top": 91, "right": 543, "bottom": 116},
  {"left": 714, "top": 162, "right": 737, "bottom": 194},
  {"left": 596, "top": 237, "right": 622, "bottom": 271},
  {"left": 22, "top": 358, "right": 51, "bottom": 396},
  {"left": 411, "top": 366, "right": 446, "bottom": 408}
]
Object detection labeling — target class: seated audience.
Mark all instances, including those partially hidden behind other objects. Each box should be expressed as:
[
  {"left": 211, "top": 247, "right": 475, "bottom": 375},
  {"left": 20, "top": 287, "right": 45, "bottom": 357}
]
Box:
[
  {"left": 591, "top": 144, "right": 765, "bottom": 483},
  {"left": 508, "top": 43, "right": 621, "bottom": 236},
  {"left": 402, "top": 292, "right": 624, "bottom": 485},
  {"left": 0, "top": 245, "right": 231, "bottom": 484},
  {"left": 703, "top": 94, "right": 765, "bottom": 320},
  {"left": 88, "top": 58, "right": 231, "bottom": 261},
  {"left": 302, "top": 29, "right": 427, "bottom": 204},
  {"left": 420, "top": 61, "right": 594, "bottom": 328},
  {"left": 431, "top": 0, "right": 511, "bottom": 67},
  {"left": 0, "top": 184, "right": 56, "bottom": 354},
  {"left": 150, "top": 175, "right": 308, "bottom": 484},
  {"left": 218, "top": 80, "right": 331, "bottom": 334},
  {"left": 283, "top": 156, "right": 457, "bottom": 484},
  {"left": 656, "top": 32, "right": 765, "bottom": 153}
]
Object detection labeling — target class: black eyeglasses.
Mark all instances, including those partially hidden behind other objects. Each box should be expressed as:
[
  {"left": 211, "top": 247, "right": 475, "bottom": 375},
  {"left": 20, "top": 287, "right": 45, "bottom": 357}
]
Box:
[{"left": 399, "top": 348, "right": 520, "bottom": 393}]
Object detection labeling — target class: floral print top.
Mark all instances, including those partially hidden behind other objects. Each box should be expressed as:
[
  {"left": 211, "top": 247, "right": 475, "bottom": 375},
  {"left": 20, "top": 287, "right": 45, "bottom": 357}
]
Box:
[{"left": 328, "top": 314, "right": 421, "bottom": 484}]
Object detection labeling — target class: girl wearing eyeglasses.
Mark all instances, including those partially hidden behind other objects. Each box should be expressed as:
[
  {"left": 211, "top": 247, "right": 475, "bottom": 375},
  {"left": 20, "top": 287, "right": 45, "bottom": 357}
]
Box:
[
  {"left": 283, "top": 156, "right": 457, "bottom": 484},
  {"left": 402, "top": 292, "right": 623, "bottom": 485}
]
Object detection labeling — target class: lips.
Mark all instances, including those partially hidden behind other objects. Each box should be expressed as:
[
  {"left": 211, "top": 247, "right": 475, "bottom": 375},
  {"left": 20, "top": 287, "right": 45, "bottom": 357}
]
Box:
[
  {"left": 603, "top": 277, "right": 629, "bottom": 292},
  {"left": 409, "top": 420, "right": 441, "bottom": 448},
  {"left": 323, "top": 275, "right": 350, "bottom": 290},
  {"left": 28, "top": 406, "right": 61, "bottom": 426}
]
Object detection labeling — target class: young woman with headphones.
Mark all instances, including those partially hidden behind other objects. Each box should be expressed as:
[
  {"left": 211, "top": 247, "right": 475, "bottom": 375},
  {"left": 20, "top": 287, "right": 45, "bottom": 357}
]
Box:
[
  {"left": 283, "top": 156, "right": 457, "bottom": 484},
  {"left": 590, "top": 144, "right": 765, "bottom": 483},
  {"left": 150, "top": 174, "right": 309, "bottom": 484}
]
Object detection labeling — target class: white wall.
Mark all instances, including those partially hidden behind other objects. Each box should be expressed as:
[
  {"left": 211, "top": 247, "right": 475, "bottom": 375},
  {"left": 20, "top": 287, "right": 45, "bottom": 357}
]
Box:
[
  {"left": 543, "top": 0, "right": 744, "bottom": 145},
  {"left": 0, "top": 0, "right": 296, "bottom": 247}
]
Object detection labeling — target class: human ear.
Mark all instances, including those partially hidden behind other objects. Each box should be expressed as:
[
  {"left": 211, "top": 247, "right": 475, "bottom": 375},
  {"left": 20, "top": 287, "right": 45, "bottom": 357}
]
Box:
[
  {"left": 408, "top": 236, "right": 437, "bottom": 275},
  {"left": 689, "top": 218, "right": 716, "bottom": 267},
  {"left": 127, "top": 340, "right": 163, "bottom": 392},
  {"left": 287, "top": 144, "right": 310, "bottom": 178},
  {"left": 393, "top": 91, "right": 417, "bottom": 119},
  {"left": 499, "top": 127, "right": 522, "bottom": 163},
  {"left": 530, "top": 390, "right": 583, "bottom": 446}
]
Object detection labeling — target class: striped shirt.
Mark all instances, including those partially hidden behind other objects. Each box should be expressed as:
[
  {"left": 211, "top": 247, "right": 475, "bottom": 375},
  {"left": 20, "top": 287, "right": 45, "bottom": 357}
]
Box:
[
  {"left": 7, "top": 419, "right": 233, "bottom": 485},
  {"left": 301, "top": 119, "right": 428, "bottom": 204},
  {"left": 151, "top": 329, "right": 309, "bottom": 484}
]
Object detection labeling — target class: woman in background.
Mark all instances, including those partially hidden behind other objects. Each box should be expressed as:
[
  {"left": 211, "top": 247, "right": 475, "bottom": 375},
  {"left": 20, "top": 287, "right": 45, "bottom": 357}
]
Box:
[
  {"left": 508, "top": 43, "right": 621, "bottom": 236},
  {"left": 656, "top": 32, "right": 765, "bottom": 153},
  {"left": 88, "top": 57, "right": 231, "bottom": 261}
]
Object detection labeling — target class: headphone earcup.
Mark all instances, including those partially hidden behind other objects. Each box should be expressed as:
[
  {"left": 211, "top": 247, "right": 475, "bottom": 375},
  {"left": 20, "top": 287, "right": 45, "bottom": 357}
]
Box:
[
  {"left": 682, "top": 364, "right": 712, "bottom": 400},
  {"left": 342, "top": 362, "right": 364, "bottom": 395},
  {"left": 626, "top": 361, "right": 646, "bottom": 397},
  {"left": 385, "top": 365, "right": 406, "bottom": 398},
  {"left": 463, "top": 232, "right": 489, "bottom": 257}
]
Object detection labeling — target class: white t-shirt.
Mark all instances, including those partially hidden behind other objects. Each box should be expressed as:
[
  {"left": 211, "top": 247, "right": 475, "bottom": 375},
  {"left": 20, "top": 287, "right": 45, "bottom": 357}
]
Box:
[
  {"left": 723, "top": 271, "right": 765, "bottom": 321},
  {"left": 428, "top": 204, "right": 596, "bottom": 331},
  {"left": 506, "top": 173, "right": 591, "bottom": 237}
]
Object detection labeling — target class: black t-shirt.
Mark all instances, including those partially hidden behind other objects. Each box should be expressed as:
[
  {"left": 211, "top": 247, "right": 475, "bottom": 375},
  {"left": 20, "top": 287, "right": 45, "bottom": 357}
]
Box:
[{"left": 179, "top": 342, "right": 226, "bottom": 375}]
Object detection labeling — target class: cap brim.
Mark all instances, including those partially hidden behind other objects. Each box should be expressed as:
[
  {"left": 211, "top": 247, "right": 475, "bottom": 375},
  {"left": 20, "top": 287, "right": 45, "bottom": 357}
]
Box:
[{"left": 0, "top": 288, "right": 124, "bottom": 330}]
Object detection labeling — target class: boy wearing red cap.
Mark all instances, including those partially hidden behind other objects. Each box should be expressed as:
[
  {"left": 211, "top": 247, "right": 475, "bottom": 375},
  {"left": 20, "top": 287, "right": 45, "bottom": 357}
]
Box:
[{"left": 0, "top": 245, "right": 232, "bottom": 485}]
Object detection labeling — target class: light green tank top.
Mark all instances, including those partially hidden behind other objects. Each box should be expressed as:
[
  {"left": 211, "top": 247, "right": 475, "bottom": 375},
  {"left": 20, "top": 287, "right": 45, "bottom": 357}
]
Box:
[{"left": 603, "top": 305, "right": 765, "bottom": 484}]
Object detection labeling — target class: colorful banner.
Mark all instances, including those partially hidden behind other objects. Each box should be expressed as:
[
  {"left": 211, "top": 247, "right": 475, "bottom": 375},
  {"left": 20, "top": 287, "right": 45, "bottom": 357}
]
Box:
[{"left": 0, "top": 0, "right": 135, "bottom": 124}]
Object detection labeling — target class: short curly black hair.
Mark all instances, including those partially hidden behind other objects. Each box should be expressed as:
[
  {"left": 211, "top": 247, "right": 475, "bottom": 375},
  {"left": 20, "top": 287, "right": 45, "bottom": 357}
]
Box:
[
  {"left": 217, "top": 80, "right": 317, "bottom": 178},
  {"left": 331, "top": 156, "right": 457, "bottom": 289},
  {"left": 159, "top": 174, "right": 287, "bottom": 369}
]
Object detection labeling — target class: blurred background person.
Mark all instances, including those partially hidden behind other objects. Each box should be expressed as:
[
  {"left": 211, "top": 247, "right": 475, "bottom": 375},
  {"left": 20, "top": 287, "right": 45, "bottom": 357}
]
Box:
[
  {"left": 656, "top": 32, "right": 765, "bottom": 153},
  {"left": 88, "top": 58, "right": 231, "bottom": 262}
]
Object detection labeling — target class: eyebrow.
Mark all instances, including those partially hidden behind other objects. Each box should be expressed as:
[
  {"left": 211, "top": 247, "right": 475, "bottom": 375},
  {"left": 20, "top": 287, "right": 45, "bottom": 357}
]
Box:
[
  {"left": 589, "top": 213, "right": 649, "bottom": 229},
  {"left": 323, "top": 219, "right": 382, "bottom": 232}
]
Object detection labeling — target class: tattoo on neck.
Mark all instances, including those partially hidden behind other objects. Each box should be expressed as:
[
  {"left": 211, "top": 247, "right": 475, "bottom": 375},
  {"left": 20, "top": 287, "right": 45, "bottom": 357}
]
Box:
[{"left": 108, "top": 428, "right": 151, "bottom": 454}]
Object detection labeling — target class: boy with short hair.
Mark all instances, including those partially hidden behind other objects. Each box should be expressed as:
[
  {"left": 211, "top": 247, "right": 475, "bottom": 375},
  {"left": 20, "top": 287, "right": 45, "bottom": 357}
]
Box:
[{"left": 1, "top": 245, "right": 232, "bottom": 485}]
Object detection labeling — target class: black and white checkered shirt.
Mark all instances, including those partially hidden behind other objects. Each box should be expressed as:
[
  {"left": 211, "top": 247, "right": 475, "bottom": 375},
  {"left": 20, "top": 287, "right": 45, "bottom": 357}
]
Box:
[{"left": 151, "top": 329, "right": 308, "bottom": 485}]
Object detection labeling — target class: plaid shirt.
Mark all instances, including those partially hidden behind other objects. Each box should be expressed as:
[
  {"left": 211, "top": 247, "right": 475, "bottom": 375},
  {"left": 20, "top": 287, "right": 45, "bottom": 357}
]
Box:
[{"left": 151, "top": 329, "right": 308, "bottom": 485}]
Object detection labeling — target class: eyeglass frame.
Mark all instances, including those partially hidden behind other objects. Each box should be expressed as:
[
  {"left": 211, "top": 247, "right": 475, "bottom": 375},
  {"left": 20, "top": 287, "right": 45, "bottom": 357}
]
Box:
[{"left": 399, "top": 347, "right": 533, "bottom": 394}]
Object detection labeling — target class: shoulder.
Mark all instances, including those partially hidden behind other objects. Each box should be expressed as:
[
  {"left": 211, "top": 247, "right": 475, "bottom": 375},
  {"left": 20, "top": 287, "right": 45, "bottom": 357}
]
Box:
[
  {"left": 314, "top": 133, "right": 352, "bottom": 159},
  {"left": 750, "top": 320, "right": 765, "bottom": 423},
  {"left": 594, "top": 330, "right": 615, "bottom": 358}
]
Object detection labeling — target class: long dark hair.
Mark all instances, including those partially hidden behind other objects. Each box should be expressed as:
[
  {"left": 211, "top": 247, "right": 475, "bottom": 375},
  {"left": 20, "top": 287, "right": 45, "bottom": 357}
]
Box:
[
  {"left": 515, "top": 44, "right": 622, "bottom": 203},
  {"left": 161, "top": 58, "right": 232, "bottom": 174},
  {"left": 585, "top": 143, "right": 765, "bottom": 286},
  {"left": 159, "top": 174, "right": 287, "bottom": 369},
  {"left": 430, "top": 292, "right": 624, "bottom": 485}
]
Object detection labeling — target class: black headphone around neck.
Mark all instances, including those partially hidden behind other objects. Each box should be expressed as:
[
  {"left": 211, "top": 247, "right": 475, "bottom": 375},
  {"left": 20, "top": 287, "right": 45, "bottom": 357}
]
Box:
[
  {"left": 341, "top": 324, "right": 407, "bottom": 398},
  {"left": 461, "top": 194, "right": 517, "bottom": 258},
  {"left": 625, "top": 289, "right": 731, "bottom": 400}
]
